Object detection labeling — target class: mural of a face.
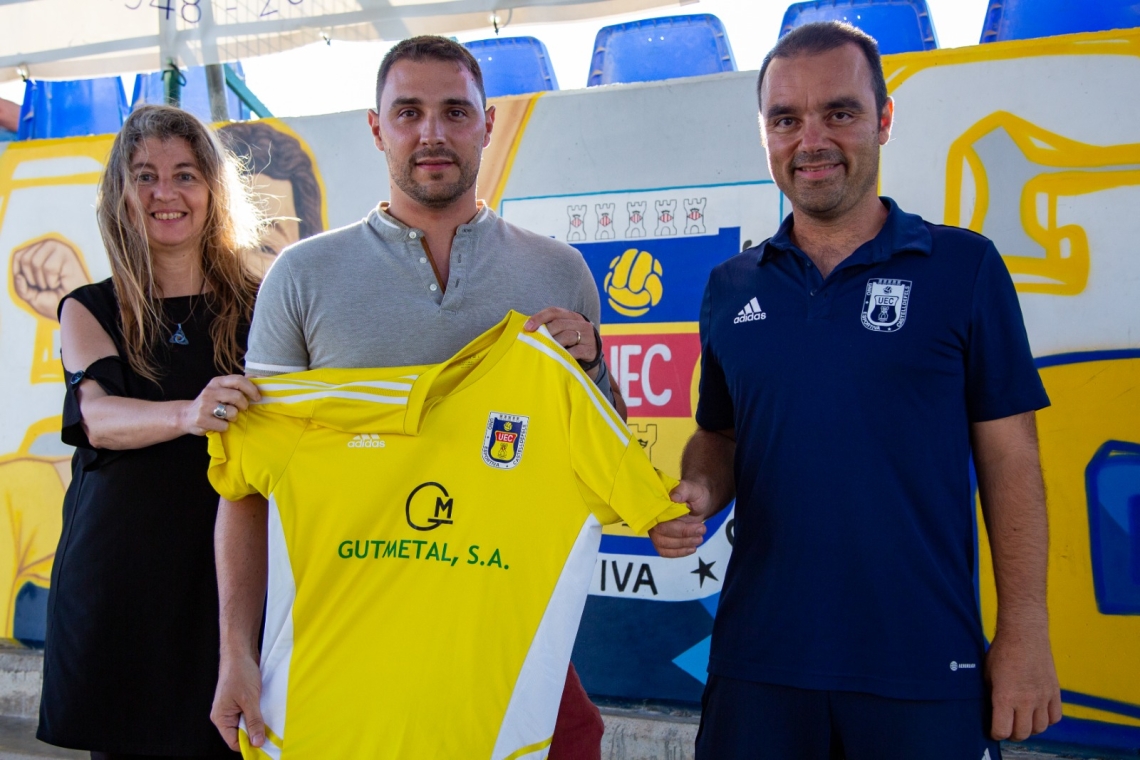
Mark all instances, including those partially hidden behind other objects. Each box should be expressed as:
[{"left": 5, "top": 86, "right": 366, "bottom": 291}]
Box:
[
  {"left": 218, "top": 120, "right": 325, "bottom": 275},
  {"left": 247, "top": 174, "right": 300, "bottom": 276},
  {"left": 252, "top": 175, "right": 300, "bottom": 249}
]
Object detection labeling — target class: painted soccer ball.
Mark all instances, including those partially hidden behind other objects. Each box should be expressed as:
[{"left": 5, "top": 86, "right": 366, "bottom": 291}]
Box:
[{"left": 604, "top": 248, "right": 664, "bottom": 317}]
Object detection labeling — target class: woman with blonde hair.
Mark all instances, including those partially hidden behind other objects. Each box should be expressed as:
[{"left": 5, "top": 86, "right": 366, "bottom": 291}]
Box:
[{"left": 38, "top": 105, "right": 261, "bottom": 759}]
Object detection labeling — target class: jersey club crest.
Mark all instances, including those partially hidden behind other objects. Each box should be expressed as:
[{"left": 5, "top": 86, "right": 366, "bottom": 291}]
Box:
[
  {"left": 482, "top": 412, "right": 529, "bottom": 469},
  {"left": 861, "top": 278, "right": 912, "bottom": 333}
]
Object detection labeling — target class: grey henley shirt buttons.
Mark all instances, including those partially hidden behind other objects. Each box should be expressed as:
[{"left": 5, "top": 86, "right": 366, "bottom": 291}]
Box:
[
  {"left": 409, "top": 231, "right": 418, "bottom": 239},
  {"left": 420, "top": 257, "right": 427, "bottom": 263},
  {"left": 429, "top": 284, "right": 438, "bottom": 292}
]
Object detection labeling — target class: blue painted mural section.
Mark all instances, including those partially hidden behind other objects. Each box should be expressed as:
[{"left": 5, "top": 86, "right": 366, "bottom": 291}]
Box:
[
  {"left": 573, "top": 227, "right": 743, "bottom": 324},
  {"left": 14, "top": 582, "right": 47, "bottom": 646},
  {"left": 1085, "top": 441, "right": 1140, "bottom": 615},
  {"left": 573, "top": 595, "right": 713, "bottom": 703}
]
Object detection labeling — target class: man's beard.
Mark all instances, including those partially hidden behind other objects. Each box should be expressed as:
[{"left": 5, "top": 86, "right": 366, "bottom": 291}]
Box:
[
  {"left": 393, "top": 148, "right": 479, "bottom": 209},
  {"left": 784, "top": 145, "right": 878, "bottom": 219}
]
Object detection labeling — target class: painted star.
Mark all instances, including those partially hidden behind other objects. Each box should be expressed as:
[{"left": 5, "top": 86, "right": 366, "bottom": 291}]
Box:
[{"left": 691, "top": 557, "right": 718, "bottom": 588}]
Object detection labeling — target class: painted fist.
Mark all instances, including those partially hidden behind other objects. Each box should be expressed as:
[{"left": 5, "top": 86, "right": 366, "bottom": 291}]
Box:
[{"left": 12, "top": 238, "right": 89, "bottom": 321}]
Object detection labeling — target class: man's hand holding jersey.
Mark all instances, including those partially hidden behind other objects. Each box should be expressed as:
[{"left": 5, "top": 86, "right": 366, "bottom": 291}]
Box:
[
  {"left": 649, "top": 428, "right": 736, "bottom": 558},
  {"left": 212, "top": 492, "right": 271, "bottom": 751},
  {"left": 524, "top": 308, "right": 602, "bottom": 379},
  {"left": 212, "top": 649, "right": 266, "bottom": 751},
  {"left": 650, "top": 482, "right": 710, "bottom": 558}
]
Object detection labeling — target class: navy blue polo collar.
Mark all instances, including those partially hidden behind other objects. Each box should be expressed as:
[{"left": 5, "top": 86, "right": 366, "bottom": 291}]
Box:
[{"left": 758, "top": 197, "right": 933, "bottom": 266}]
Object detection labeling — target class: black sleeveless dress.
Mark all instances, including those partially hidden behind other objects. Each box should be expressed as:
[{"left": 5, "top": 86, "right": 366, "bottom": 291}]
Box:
[{"left": 38, "top": 279, "right": 244, "bottom": 757}]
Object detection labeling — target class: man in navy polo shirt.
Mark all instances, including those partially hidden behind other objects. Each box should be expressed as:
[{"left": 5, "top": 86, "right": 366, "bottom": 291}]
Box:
[{"left": 650, "top": 22, "right": 1063, "bottom": 758}]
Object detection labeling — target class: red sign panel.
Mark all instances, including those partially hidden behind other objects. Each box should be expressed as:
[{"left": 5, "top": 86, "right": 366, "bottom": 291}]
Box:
[{"left": 604, "top": 332, "right": 701, "bottom": 418}]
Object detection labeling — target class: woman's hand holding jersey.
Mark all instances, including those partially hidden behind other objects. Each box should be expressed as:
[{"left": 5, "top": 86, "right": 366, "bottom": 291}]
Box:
[{"left": 181, "top": 375, "right": 262, "bottom": 435}]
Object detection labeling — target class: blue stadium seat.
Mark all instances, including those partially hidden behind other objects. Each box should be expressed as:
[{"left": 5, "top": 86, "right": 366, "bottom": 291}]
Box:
[
  {"left": 131, "top": 63, "right": 251, "bottom": 122},
  {"left": 980, "top": 0, "right": 1140, "bottom": 43},
  {"left": 587, "top": 14, "right": 736, "bottom": 87},
  {"left": 16, "top": 77, "right": 129, "bottom": 140},
  {"left": 780, "top": 0, "right": 938, "bottom": 54},
  {"left": 464, "top": 37, "right": 558, "bottom": 97}
]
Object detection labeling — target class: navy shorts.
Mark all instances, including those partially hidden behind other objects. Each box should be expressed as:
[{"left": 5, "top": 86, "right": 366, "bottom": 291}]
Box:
[{"left": 695, "top": 675, "right": 1003, "bottom": 760}]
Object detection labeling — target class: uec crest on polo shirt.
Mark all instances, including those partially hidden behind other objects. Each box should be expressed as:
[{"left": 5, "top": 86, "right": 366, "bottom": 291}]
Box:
[
  {"left": 861, "top": 278, "right": 912, "bottom": 333},
  {"left": 482, "top": 412, "right": 529, "bottom": 469}
]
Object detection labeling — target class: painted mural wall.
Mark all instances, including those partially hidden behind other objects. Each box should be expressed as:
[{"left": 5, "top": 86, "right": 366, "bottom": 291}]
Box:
[{"left": 0, "top": 27, "right": 1136, "bottom": 750}]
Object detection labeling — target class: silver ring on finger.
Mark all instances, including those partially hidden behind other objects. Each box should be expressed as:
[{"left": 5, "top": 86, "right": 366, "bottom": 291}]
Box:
[
  {"left": 212, "top": 403, "right": 229, "bottom": 420},
  {"left": 573, "top": 330, "right": 582, "bottom": 346}
]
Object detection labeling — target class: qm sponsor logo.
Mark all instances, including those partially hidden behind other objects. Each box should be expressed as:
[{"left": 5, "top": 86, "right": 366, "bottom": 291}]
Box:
[{"left": 405, "top": 482, "right": 454, "bottom": 531}]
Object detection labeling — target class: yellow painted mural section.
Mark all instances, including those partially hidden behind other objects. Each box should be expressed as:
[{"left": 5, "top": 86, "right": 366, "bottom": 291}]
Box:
[
  {"left": 978, "top": 358, "right": 1140, "bottom": 724},
  {"left": 944, "top": 112, "right": 1140, "bottom": 296},
  {"left": 0, "top": 422, "right": 68, "bottom": 637},
  {"left": 880, "top": 28, "right": 1140, "bottom": 736}
]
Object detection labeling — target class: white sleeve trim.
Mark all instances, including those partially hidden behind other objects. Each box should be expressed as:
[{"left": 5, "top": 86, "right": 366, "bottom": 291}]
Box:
[
  {"left": 257, "top": 379, "right": 415, "bottom": 392},
  {"left": 254, "top": 390, "right": 409, "bottom": 406},
  {"left": 517, "top": 333, "right": 629, "bottom": 447}
]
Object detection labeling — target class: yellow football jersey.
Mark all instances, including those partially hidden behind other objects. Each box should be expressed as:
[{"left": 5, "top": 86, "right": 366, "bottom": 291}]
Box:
[{"left": 207, "top": 311, "right": 686, "bottom": 760}]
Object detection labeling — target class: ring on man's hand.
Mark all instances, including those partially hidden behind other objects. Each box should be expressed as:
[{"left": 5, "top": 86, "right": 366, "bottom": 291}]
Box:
[
  {"left": 573, "top": 330, "right": 582, "bottom": 346},
  {"left": 212, "top": 404, "right": 228, "bottom": 420}
]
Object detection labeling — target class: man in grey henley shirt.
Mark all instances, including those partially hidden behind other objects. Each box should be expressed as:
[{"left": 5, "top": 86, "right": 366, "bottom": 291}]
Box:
[{"left": 211, "top": 35, "right": 614, "bottom": 759}]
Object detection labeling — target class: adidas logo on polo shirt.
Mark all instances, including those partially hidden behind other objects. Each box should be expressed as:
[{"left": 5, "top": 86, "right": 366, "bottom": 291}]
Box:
[
  {"left": 348, "top": 434, "right": 385, "bottom": 448},
  {"left": 733, "top": 297, "right": 766, "bottom": 323}
]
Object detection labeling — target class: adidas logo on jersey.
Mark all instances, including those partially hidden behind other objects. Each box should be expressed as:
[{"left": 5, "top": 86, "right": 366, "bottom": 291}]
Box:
[
  {"left": 348, "top": 434, "right": 385, "bottom": 449},
  {"left": 733, "top": 297, "right": 766, "bottom": 323}
]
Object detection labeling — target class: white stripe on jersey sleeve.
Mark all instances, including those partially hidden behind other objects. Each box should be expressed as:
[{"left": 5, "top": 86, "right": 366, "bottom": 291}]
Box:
[
  {"left": 537, "top": 326, "right": 628, "bottom": 435},
  {"left": 258, "top": 379, "right": 415, "bottom": 393},
  {"left": 253, "top": 390, "right": 409, "bottom": 406},
  {"left": 517, "top": 333, "right": 629, "bottom": 447}
]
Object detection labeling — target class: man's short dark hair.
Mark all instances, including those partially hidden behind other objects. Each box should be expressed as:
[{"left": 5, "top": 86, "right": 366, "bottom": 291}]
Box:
[
  {"left": 376, "top": 35, "right": 486, "bottom": 109},
  {"left": 757, "top": 21, "right": 888, "bottom": 116}
]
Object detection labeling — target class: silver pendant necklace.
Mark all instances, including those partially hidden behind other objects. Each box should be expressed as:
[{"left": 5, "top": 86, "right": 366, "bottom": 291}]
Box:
[
  {"left": 169, "top": 321, "right": 190, "bottom": 345},
  {"left": 168, "top": 279, "right": 204, "bottom": 346}
]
